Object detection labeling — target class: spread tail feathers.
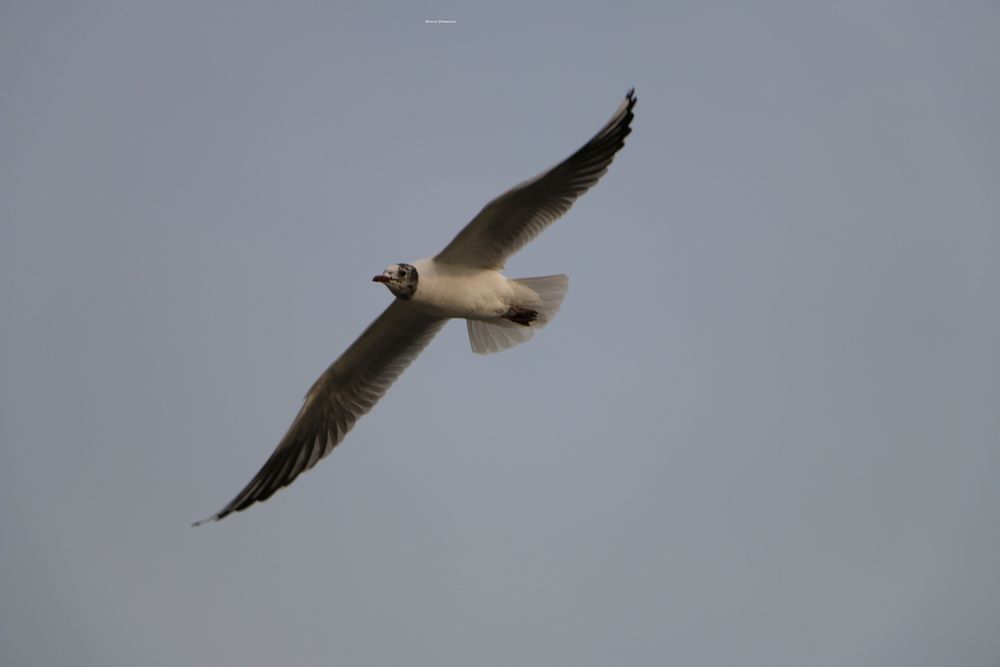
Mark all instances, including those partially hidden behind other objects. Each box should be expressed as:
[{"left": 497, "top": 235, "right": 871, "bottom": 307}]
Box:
[{"left": 467, "top": 274, "right": 569, "bottom": 354}]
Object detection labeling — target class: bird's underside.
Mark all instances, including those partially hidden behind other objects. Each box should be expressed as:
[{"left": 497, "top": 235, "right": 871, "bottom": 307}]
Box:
[{"left": 195, "top": 88, "right": 636, "bottom": 524}]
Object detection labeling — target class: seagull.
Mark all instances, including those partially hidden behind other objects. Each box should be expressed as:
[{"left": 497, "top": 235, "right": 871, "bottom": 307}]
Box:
[{"left": 195, "top": 88, "right": 636, "bottom": 524}]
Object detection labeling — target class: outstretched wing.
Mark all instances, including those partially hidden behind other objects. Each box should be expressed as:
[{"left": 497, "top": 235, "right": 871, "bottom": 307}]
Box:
[
  {"left": 195, "top": 301, "right": 446, "bottom": 524},
  {"left": 435, "top": 88, "right": 636, "bottom": 270}
]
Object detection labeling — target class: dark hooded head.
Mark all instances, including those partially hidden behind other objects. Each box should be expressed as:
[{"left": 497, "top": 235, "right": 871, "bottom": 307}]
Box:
[{"left": 372, "top": 263, "right": 418, "bottom": 300}]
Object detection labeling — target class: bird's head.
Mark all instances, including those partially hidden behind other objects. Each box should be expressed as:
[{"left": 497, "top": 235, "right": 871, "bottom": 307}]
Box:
[{"left": 373, "top": 263, "right": 418, "bottom": 301}]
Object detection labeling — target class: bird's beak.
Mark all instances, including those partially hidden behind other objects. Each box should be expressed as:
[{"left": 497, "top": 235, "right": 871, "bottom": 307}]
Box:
[{"left": 372, "top": 274, "right": 391, "bottom": 283}]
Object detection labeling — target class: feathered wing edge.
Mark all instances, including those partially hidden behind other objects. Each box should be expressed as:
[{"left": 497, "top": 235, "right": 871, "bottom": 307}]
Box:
[
  {"left": 435, "top": 88, "right": 636, "bottom": 269},
  {"left": 194, "top": 301, "right": 446, "bottom": 524}
]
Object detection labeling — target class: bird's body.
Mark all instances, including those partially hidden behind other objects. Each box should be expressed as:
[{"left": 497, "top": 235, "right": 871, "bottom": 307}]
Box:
[
  {"left": 195, "top": 88, "right": 636, "bottom": 524},
  {"left": 405, "top": 259, "right": 515, "bottom": 321}
]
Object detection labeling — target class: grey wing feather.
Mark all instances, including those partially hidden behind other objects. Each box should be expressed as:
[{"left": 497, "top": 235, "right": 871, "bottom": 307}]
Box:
[
  {"left": 435, "top": 88, "right": 636, "bottom": 269},
  {"left": 194, "top": 301, "right": 446, "bottom": 524}
]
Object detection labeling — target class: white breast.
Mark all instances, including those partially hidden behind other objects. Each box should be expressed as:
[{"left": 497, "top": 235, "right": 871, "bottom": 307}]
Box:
[{"left": 408, "top": 258, "right": 514, "bottom": 320}]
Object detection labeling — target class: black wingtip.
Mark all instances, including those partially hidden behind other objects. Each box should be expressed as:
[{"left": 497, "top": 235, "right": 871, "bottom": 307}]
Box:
[{"left": 191, "top": 514, "right": 219, "bottom": 527}]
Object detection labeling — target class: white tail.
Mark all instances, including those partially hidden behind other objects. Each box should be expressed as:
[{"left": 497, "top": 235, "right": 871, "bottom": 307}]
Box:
[{"left": 467, "top": 274, "right": 569, "bottom": 355}]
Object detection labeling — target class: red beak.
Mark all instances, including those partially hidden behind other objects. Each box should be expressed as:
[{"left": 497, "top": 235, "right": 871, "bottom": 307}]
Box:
[{"left": 373, "top": 275, "right": 390, "bottom": 283}]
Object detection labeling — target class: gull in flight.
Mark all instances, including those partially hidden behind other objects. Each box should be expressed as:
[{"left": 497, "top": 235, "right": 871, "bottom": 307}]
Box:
[{"left": 195, "top": 89, "right": 636, "bottom": 524}]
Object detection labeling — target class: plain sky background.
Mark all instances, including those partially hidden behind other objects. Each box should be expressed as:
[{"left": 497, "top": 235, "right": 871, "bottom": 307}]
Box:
[{"left": 2, "top": 1, "right": 999, "bottom": 665}]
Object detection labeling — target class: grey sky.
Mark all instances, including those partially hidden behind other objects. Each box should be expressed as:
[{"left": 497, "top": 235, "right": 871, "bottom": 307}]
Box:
[{"left": 2, "top": 1, "right": 999, "bottom": 665}]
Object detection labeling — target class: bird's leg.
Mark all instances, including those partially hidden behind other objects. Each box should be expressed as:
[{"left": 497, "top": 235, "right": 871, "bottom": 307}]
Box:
[{"left": 502, "top": 306, "right": 538, "bottom": 326}]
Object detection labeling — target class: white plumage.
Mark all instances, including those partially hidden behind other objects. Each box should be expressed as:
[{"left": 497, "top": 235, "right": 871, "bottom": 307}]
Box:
[{"left": 464, "top": 274, "right": 569, "bottom": 354}]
